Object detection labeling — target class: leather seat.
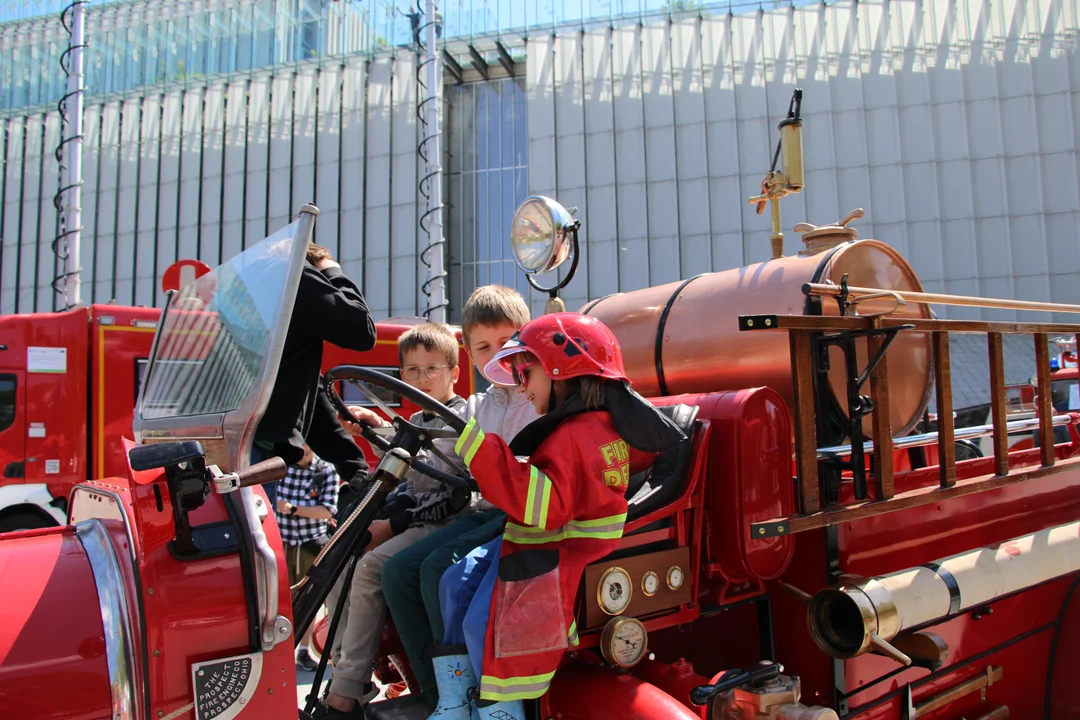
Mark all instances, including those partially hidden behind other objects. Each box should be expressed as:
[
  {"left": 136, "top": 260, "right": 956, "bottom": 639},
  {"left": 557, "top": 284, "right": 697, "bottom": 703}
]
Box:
[{"left": 625, "top": 404, "right": 700, "bottom": 522}]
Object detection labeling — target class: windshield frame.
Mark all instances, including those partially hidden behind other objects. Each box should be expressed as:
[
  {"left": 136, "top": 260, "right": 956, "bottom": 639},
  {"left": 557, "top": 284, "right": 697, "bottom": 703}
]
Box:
[{"left": 132, "top": 206, "right": 318, "bottom": 472}]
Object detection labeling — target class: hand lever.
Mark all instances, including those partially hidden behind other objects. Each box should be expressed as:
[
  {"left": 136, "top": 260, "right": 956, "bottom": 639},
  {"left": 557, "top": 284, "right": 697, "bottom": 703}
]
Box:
[
  {"left": 690, "top": 662, "right": 782, "bottom": 706},
  {"left": 210, "top": 457, "right": 288, "bottom": 494}
]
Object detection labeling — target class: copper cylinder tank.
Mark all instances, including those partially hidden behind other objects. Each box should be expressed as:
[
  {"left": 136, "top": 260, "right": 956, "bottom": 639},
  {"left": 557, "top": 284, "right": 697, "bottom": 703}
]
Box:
[{"left": 583, "top": 219, "right": 934, "bottom": 437}]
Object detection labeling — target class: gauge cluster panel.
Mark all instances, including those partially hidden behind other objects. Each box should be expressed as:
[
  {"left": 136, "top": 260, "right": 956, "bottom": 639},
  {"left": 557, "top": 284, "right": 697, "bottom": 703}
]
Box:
[{"left": 582, "top": 546, "right": 691, "bottom": 629}]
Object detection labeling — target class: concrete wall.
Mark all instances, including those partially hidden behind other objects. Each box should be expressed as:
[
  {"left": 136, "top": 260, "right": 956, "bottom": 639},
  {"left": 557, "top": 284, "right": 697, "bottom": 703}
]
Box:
[{"left": 526, "top": 0, "right": 1080, "bottom": 321}]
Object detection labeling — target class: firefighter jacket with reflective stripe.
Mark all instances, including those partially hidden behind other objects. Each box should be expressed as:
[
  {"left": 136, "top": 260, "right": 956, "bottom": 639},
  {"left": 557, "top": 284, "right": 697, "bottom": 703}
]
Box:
[{"left": 454, "top": 410, "right": 654, "bottom": 702}]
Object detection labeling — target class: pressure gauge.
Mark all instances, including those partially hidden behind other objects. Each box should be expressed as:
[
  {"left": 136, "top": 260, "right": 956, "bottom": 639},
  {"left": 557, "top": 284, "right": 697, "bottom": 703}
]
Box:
[
  {"left": 600, "top": 617, "right": 648, "bottom": 669},
  {"left": 641, "top": 571, "right": 659, "bottom": 597},
  {"left": 667, "top": 565, "right": 685, "bottom": 591},
  {"left": 597, "top": 566, "right": 633, "bottom": 615}
]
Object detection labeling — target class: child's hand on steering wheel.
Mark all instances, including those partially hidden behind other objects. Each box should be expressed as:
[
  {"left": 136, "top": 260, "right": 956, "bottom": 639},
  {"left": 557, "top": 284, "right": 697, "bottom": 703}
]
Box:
[{"left": 341, "top": 405, "right": 387, "bottom": 435}]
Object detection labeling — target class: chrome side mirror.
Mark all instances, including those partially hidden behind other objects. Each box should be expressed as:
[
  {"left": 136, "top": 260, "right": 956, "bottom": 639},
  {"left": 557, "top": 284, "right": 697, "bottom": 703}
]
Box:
[{"left": 510, "top": 196, "right": 576, "bottom": 275}]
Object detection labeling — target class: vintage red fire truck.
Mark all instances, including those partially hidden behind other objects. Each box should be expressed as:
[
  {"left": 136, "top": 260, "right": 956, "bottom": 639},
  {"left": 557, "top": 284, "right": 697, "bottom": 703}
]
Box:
[
  {"left": 0, "top": 284, "right": 472, "bottom": 532},
  {"left": 2, "top": 102, "right": 1078, "bottom": 720}
]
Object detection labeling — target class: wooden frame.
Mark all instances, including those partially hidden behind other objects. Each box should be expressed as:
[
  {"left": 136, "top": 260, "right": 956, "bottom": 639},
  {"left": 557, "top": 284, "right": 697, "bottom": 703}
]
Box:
[{"left": 739, "top": 314, "right": 1080, "bottom": 540}]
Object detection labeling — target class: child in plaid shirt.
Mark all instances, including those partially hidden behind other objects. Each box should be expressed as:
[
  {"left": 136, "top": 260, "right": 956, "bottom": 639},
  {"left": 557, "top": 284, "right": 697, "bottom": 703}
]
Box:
[
  {"left": 277, "top": 444, "right": 341, "bottom": 671},
  {"left": 277, "top": 445, "right": 341, "bottom": 582}
]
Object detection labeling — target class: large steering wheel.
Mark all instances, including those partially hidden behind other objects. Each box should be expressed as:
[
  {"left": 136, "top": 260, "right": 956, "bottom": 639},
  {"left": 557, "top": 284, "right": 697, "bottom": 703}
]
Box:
[{"left": 323, "top": 366, "right": 470, "bottom": 487}]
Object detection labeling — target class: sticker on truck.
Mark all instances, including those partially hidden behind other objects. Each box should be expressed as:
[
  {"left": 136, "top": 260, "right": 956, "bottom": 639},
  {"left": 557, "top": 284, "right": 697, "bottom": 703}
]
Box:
[{"left": 27, "top": 347, "right": 67, "bottom": 374}]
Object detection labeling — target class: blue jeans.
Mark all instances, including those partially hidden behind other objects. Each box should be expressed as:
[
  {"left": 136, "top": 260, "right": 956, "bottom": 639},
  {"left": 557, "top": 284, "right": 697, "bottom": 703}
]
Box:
[
  {"left": 439, "top": 535, "right": 502, "bottom": 678},
  {"left": 381, "top": 509, "right": 506, "bottom": 704}
]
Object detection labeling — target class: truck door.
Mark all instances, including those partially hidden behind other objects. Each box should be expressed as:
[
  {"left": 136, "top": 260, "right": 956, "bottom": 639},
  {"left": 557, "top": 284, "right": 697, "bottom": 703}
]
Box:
[
  {"left": 0, "top": 371, "right": 25, "bottom": 480},
  {"left": 90, "top": 309, "right": 157, "bottom": 479}
]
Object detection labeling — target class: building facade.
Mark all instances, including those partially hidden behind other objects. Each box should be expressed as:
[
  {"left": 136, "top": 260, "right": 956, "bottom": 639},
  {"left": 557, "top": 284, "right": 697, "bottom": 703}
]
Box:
[{"left": 1, "top": 0, "right": 1078, "bottom": 332}]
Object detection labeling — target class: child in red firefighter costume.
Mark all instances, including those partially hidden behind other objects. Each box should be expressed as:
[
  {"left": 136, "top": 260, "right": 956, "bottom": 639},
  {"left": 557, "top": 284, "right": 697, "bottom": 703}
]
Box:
[{"left": 427, "top": 312, "right": 685, "bottom": 720}]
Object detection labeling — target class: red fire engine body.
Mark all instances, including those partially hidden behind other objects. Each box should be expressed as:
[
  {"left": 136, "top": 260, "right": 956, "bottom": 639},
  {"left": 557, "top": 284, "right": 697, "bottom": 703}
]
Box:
[
  {"left": 0, "top": 304, "right": 472, "bottom": 531},
  {"left": 3, "top": 110, "right": 1080, "bottom": 720}
]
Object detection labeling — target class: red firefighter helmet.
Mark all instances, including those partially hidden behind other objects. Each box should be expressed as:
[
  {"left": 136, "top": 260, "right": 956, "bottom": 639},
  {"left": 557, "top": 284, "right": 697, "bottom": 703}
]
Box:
[{"left": 485, "top": 312, "right": 628, "bottom": 386}]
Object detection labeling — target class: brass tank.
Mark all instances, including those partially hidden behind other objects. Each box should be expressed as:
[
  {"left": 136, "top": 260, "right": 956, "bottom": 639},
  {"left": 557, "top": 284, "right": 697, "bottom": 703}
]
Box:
[{"left": 582, "top": 210, "right": 934, "bottom": 438}]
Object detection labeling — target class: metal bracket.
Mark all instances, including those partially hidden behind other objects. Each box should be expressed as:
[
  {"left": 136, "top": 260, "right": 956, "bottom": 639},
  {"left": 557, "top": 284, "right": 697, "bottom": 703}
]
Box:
[{"left": 855, "top": 325, "right": 913, "bottom": 390}]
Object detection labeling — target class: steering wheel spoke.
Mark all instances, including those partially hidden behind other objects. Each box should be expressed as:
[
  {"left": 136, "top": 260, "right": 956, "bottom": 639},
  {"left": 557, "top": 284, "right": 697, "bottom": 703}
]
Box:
[
  {"left": 368, "top": 426, "right": 398, "bottom": 438},
  {"left": 424, "top": 427, "right": 460, "bottom": 440},
  {"left": 347, "top": 379, "right": 406, "bottom": 423}
]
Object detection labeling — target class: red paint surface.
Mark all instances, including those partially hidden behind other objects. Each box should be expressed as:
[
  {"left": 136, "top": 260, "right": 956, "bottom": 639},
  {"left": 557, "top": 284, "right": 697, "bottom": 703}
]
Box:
[
  {"left": 545, "top": 662, "right": 701, "bottom": 720},
  {"left": 1049, "top": 577, "right": 1080, "bottom": 719},
  {"left": 0, "top": 528, "right": 111, "bottom": 720}
]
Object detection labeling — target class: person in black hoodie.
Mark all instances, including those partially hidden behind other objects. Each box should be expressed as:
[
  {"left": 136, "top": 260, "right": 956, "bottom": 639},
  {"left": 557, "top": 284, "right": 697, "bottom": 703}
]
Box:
[{"left": 253, "top": 243, "right": 378, "bottom": 504}]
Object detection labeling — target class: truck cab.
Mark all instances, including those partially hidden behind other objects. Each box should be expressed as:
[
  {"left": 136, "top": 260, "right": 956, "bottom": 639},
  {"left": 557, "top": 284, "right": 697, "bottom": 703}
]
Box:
[{"left": 0, "top": 305, "right": 157, "bottom": 530}]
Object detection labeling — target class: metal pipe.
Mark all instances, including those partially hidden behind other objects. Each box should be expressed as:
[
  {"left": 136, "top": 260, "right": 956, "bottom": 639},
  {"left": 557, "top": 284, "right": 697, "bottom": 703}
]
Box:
[
  {"left": 417, "top": 0, "right": 446, "bottom": 322},
  {"left": 807, "top": 520, "right": 1080, "bottom": 663},
  {"left": 54, "top": 0, "right": 87, "bottom": 309},
  {"left": 817, "top": 414, "right": 1074, "bottom": 459},
  {"left": 805, "top": 282, "right": 1080, "bottom": 315}
]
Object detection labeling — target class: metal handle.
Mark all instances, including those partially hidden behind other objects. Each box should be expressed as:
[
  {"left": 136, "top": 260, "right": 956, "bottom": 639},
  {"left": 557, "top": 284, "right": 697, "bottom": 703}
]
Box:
[
  {"left": 210, "top": 457, "right": 287, "bottom": 494},
  {"left": 241, "top": 487, "right": 291, "bottom": 651}
]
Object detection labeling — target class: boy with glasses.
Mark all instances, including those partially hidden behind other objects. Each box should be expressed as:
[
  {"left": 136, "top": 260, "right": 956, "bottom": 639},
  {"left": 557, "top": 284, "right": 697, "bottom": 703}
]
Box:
[{"left": 318, "top": 323, "right": 468, "bottom": 719}]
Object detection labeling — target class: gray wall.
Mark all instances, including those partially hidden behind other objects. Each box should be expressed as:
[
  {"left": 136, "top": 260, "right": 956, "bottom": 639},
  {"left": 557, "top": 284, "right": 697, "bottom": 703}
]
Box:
[
  {"left": 3, "top": 0, "right": 1080, "bottom": 324},
  {"left": 526, "top": 0, "right": 1080, "bottom": 321},
  {"left": 1, "top": 51, "right": 434, "bottom": 319}
]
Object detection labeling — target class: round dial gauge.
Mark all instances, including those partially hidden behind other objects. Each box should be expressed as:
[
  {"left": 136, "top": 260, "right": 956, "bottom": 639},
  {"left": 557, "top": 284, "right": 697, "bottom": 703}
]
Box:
[
  {"left": 666, "top": 565, "right": 685, "bottom": 590},
  {"left": 597, "top": 566, "right": 633, "bottom": 615},
  {"left": 641, "top": 571, "right": 659, "bottom": 597},
  {"left": 600, "top": 617, "right": 648, "bottom": 668}
]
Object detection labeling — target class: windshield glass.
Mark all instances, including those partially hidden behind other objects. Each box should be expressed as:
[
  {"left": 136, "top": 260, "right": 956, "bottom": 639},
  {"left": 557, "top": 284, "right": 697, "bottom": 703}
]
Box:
[{"left": 139, "top": 221, "right": 301, "bottom": 419}]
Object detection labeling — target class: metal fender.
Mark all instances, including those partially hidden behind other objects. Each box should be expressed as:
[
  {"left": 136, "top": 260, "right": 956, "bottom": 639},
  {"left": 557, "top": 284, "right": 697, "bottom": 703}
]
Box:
[
  {"left": 0, "top": 483, "right": 64, "bottom": 525},
  {"left": 544, "top": 662, "right": 703, "bottom": 720}
]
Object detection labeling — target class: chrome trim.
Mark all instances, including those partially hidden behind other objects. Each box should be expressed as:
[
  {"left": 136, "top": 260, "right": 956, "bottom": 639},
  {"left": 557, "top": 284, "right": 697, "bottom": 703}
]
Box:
[
  {"left": 68, "top": 487, "right": 150, "bottom": 718},
  {"left": 241, "top": 486, "right": 289, "bottom": 650},
  {"left": 76, "top": 519, "right": 139, "bottom": 720},
  {"left": 817, "top": 414, "right": 1073, "bottom": 459}
]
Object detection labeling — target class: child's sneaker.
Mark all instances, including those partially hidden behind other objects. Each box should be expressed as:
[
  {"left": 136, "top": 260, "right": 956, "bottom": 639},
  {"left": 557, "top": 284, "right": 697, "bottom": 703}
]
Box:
[{"left": 296, "top": 647, "right": 318, "bottom": 672}]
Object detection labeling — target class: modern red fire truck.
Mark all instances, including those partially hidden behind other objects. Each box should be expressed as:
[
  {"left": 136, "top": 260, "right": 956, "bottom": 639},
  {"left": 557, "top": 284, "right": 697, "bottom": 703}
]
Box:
[
  {"left": 1, "top": 100, "right": 1078, "bottom": 720},
  {"left": 0, "top": 289, "right": 472, "bottom": 532}
]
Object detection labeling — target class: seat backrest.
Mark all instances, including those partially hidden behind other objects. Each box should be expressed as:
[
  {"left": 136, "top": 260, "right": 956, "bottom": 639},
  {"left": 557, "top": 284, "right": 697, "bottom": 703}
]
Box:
[{"left": 625, "top": 403, "right": 700, "bottom": 521}]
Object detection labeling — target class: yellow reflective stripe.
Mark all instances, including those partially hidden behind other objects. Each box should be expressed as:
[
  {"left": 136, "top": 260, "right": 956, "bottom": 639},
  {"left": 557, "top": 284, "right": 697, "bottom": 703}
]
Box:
[
  {"left": 454, "top": 418, "right": 486, "bottom": 468},
  {"left": 538, "top": 474, "right": 552, "bottom": 529},
  {"left": 479, "top": 671, "right": 556, "bottom": 701},
  {"left": 463, "top": 431, "right": 484, "bottom": 466},
  {"left": 567, "top": 512, "right": 627, "bottom": 528},
  {"left": 568, "top": 620, "right": 579, "bottom": 647},
  {"left": 454, "top": 418, "right": 478, "bottom": 455},
  {"left": 524, "top": 467, "right": 538, "bottom": 526},
  {"left": 504, "top": 513, "right": 627, "bottom": 545},
  {"left": 524, "top": 466, "right": 552, "bottom": 528}
]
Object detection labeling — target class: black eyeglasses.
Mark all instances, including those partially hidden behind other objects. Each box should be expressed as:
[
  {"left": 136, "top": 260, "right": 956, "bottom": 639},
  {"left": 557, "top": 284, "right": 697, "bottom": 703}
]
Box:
[{"left": 402, "top": 364, "right": 451, "bottom": 381}]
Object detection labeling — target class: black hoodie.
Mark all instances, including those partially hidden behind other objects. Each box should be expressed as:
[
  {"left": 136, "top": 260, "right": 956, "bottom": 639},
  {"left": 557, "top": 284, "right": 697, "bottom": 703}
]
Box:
[{"left": 254, "top": 263, "right": 377, "bottom": 466}]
